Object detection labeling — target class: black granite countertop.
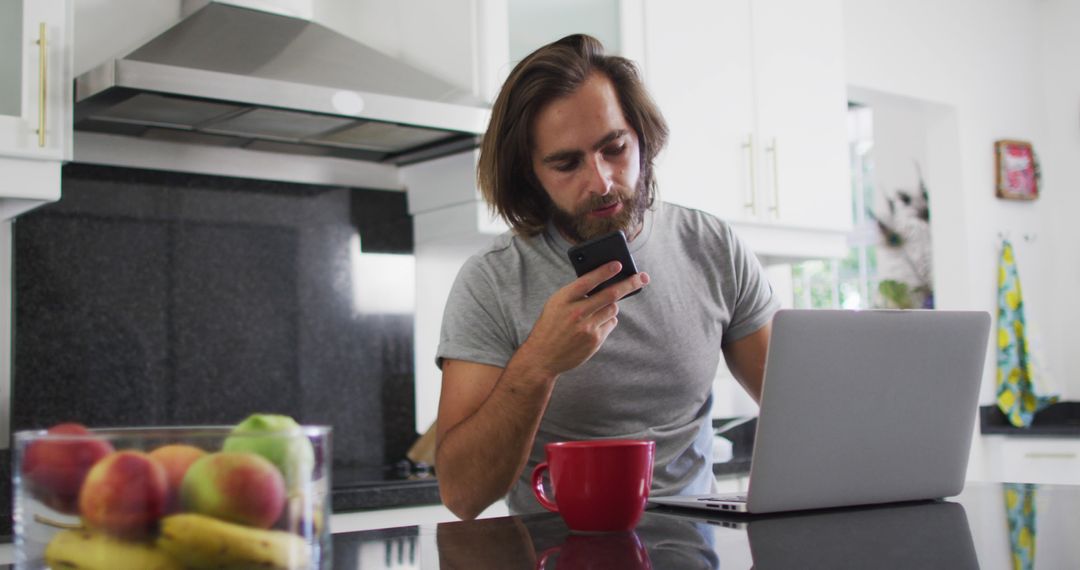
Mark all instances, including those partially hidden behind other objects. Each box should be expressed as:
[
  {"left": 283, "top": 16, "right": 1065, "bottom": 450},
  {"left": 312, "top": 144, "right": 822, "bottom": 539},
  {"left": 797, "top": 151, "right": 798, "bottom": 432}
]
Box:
[
  {"left": 332, "top": 478, "right": 441, "bottom": 512},
  {"left": 980, "top": 402, "right": 1080, "bottom": 436},
  {"left": 327, "top": 416, "right": 764, "bottom": 513},
  {"left": 327, "top": 481, "right": 1080, "bottom": 569},
  {"left": 329, "top": 457, "right": 755, "bottom": 513}
]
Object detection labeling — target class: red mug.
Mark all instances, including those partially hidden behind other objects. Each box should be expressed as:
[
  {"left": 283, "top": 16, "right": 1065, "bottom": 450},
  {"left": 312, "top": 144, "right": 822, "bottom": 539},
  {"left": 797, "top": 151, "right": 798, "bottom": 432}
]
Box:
[{"left": 531, "top": 439, "right": 655, "bottom": 533}]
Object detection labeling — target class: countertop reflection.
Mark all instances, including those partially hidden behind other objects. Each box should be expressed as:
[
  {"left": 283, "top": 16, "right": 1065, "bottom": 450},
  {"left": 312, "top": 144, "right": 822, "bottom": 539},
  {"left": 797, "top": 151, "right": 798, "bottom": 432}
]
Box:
[{"left": 330, "top": 481, "right": 1080, "bottom": 569}]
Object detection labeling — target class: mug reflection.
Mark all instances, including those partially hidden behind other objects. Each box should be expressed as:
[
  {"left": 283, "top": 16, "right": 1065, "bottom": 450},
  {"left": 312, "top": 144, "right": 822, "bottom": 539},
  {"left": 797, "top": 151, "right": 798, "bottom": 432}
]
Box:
[
  {"left": 535, "top": 531, "right": 651, "bottom": 570},
  {"left": 635, "top": 514, "right": 720, "bottom": 570}
]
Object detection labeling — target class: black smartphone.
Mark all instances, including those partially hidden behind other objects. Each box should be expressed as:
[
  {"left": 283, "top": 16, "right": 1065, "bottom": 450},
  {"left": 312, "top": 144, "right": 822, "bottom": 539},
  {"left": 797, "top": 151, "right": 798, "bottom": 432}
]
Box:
[{"left": 566, "top": 230, "right": 641, "bottom": 298}]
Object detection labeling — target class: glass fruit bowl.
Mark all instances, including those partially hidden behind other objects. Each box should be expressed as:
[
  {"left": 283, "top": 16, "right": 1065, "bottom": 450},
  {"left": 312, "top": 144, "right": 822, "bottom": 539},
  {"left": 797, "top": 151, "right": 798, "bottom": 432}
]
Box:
[{"left": 13, "top": 422, "right": 332, "bottom": 570}]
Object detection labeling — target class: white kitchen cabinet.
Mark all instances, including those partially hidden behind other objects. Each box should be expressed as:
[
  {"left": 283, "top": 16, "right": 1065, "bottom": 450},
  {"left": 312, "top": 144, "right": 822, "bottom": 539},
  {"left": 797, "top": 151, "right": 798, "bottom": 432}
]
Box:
[
  {"left": 642, "top": 0, "right": 852, "bottom": 239},
  {"left": 750, "top": 0, "right": 850, "bottom": 230},
  {"left": 643, "top": 0, "right": 755, "bottom": 221},
  {"left": 981, "top": 435, "right": 1080, "bottom": 485},
  {"left": 0, "top": 0, "right": 72, "bottom": 219}
]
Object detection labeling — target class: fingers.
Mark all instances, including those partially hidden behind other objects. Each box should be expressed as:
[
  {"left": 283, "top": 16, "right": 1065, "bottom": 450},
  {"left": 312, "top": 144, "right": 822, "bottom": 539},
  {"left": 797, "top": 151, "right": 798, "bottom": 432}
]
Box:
[
  {"left": 610, "top": 271, "right": 648, "bottom": 300},
  {"left": 588, "top": 303, "right": 620, "bottom": 346},
  {"left": 583, "top": 270, "right": 650, "bottom": 313},
  {"left": 568, "top": 261, "right": 624, "bottom": 299}
]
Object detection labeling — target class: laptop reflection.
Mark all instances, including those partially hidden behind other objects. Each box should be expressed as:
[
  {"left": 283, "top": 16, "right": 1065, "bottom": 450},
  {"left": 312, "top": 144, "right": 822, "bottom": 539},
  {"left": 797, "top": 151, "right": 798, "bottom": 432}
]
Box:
[{"left": 745, "top": 501, "right": 978, "bottom": 570}]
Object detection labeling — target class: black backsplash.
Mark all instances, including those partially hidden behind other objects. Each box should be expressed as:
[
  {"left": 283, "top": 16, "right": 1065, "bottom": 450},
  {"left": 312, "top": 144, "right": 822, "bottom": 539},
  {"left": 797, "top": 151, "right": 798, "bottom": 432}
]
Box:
[{"left": 5, "top": 164, "right": 419, "bottom": 535}]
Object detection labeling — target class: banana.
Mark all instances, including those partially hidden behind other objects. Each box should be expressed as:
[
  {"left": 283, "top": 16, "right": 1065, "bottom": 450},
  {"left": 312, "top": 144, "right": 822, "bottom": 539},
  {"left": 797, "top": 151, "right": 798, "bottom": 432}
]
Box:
[
  {"left": 44, "top": 528, "right": 184, "bottom": 570},
  {"left": 157, "top": 513, "right": 311, "bottom": 569}
]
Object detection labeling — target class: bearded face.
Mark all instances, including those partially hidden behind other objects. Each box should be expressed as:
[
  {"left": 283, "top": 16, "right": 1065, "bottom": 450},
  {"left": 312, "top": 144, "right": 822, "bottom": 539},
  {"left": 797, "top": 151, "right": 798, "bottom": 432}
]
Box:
[
  {"left": 548, "top": 175, "right": 648, "bottom": 243},
  {"left": 529, "top": 73, "right": 648, "bottom": 245}
]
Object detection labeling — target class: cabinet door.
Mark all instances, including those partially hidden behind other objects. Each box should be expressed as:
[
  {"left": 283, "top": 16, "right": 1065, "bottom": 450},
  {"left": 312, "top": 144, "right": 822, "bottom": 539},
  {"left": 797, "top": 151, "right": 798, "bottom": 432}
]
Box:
[
  {"left": 0, "top": 0, "right": 71, "bottom": 162},
  {"left": 750, "top": 0, "right": 851, "bottom": 230},
  {"left": 982, "top": 436, "right": 1080, "bottom": 485},
  {"left": 643, "top": 0, "right": 756, "bottom": 221}
]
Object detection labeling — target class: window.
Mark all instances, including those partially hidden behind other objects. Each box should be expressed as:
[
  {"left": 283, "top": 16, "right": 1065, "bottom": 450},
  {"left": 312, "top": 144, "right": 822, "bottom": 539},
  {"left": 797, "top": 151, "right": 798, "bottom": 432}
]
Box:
[{"left": 792, "top": 103, "right": 879, "bottom": 310}]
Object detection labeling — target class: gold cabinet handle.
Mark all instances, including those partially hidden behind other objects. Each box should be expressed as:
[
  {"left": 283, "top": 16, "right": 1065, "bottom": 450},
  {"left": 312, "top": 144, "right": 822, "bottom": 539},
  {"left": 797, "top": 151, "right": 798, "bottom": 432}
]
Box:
[
  {"left": 36, "top": 22, "right": 47, "bottom": 148},
  {"left": 741, "top": 134, "right": 757, "bottom": 214},
  {"left": 765, "top": 137, "right": 779, "bottom": 218},
  {"left": 1024, "top": 452, "right": 1078, "bottom": 460}
]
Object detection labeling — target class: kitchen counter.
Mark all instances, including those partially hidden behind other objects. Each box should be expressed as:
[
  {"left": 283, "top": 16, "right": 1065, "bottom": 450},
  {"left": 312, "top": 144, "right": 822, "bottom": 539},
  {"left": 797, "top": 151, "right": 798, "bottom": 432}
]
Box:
[
  {"left": 327, "top": 481, "right": 1080, "bottom": 568},
  {"left": 980, "top": 402, "right": 1080, "bottom": 436},
  {"left": 3, "top": 481, "right": 1075, "bottom": 567}
]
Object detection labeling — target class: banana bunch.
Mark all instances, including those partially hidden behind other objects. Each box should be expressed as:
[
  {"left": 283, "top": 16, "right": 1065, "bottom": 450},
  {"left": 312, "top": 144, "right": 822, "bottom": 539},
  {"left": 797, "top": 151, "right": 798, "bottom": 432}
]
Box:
[
  {"left": 157, "top": 513, "right": 311, "bottom": 569},
  {"left": 43, "top": 514, "right": 310, "bottom": 570},
  {"left": 44, "top": 529, "right": 183, "bottom": 570}
]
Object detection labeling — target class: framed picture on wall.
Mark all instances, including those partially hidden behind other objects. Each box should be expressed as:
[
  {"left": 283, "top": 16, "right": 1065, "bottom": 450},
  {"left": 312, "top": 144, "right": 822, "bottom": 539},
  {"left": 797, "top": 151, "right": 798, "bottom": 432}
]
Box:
[{"left": 995, "top": 140, "right": 1039, "bottom": 200}]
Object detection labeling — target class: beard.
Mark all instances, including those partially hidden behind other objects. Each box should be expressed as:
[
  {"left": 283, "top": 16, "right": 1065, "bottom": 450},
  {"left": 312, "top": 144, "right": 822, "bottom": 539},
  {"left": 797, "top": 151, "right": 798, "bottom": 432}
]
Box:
[{"left": 550, "top": 178, "right": 649, "bottom": 243}]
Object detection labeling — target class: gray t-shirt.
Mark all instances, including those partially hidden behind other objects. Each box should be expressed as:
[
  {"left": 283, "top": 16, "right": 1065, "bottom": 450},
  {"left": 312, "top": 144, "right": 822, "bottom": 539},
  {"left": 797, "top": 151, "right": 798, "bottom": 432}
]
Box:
[{"left": 437, "top": 201, "right": 779, "bottom": 514}]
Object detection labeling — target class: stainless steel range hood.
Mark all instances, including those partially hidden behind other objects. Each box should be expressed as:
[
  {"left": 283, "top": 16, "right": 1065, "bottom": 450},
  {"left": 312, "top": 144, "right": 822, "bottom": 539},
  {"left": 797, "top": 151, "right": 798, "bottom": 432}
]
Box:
[{"left": 74, "top": 2, "right": 490, "bottom": 166}]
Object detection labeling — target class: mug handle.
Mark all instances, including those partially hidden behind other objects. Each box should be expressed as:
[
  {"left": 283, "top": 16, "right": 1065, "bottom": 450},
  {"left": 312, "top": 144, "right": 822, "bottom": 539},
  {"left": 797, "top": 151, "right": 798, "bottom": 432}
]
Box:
[
  {"left": 531, "top": 462, "right": 559, "bottom": 512},
  {"left": 535, "top": 546, "right": 561, "bottom": 570}
]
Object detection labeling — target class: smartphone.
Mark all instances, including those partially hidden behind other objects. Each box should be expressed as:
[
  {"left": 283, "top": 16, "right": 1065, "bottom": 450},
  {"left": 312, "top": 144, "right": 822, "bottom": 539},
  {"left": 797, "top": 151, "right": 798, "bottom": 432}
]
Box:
[{"left": 566, "top": 230, "right": 642, "bottom": 298}]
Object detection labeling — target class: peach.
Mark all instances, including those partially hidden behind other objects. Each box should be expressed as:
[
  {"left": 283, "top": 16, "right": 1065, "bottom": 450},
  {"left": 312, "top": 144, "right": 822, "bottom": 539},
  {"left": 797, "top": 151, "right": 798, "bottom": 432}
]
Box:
[
  {"left": 181, "top": 451, "right": 286, "bottom": 529},
  {"left": 148, "top": 444, "right": 207, "bottom": 513},
  {"left": 21, "top": 423, "right": 114, "bottom": 514},
  {"left": 78, "top": 451, "right": 169, "bottom": 538}
]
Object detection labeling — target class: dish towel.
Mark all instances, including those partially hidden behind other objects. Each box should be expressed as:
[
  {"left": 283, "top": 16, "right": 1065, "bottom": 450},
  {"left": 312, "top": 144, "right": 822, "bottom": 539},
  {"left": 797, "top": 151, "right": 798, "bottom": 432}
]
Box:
[
  {"left": 996, "top": 240, "right": 1057, "bottom": 427},
  {"left": 1004, "top": 483, "right": 1037, "bottom": 570}
]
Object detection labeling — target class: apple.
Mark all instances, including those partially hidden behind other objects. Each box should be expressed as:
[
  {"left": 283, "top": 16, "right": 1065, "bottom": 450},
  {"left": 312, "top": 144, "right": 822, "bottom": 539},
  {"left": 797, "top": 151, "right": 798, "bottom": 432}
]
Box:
[
  {"left": 21, "top": 423, "right": 114, "bottom": 514},
  {"left": 181, "top": 451, "right": 286, "bottom": 529},
  {"left": 222, "top": 414, "right": 314, "bottom": 489},
  {"left": 79, "top": 450, "right": 170, "bottom": 538},
  {"left": 148, "top": 444, "right": 207, "bottom": 513}
]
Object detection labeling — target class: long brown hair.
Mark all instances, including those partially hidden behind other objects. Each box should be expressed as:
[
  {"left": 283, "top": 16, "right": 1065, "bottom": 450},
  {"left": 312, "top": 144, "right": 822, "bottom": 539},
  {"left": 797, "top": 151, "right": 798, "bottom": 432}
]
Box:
[{"left": 477, "top": 34, "right": 668, "bottom": 236}]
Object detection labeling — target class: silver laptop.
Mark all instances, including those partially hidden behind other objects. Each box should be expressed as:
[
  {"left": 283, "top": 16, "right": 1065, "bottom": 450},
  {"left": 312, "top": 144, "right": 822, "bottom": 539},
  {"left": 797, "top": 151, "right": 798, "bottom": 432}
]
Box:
[{"left": 650, "top": 309, "right": 991, "bottom": 514}]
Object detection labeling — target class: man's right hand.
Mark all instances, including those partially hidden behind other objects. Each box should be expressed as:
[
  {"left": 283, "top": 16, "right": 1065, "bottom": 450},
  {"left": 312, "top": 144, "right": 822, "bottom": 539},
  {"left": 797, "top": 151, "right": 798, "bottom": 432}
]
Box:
[
  {"left": 435, "top": 261, "right": 648, "bottom": 520},
  {"left": 518, "top": 261, "right": 650, "bottom": 377}
]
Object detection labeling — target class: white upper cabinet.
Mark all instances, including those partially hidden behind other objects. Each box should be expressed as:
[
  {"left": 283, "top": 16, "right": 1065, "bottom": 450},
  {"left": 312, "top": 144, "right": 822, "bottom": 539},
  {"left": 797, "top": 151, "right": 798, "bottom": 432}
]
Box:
[
  {"left": 643, "top": 0, "right": 756, "bottom": 221},
  {"left": 0, "top": 0, "right": 72, "bottom": 219},
  {"left": 642, "top": 0, "right": 852, "bottom": 238},
  {"left": 0, "top": 0, "right": 71, "bottom": 161},
  {"left": 751, "top": 0, "right": 850, "bottom": 231}
]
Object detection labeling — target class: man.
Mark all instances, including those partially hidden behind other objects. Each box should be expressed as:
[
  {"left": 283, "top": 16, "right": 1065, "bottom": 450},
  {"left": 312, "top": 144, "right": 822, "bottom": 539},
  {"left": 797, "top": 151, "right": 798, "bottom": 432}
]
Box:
[{"left": 435, "top": 34, "right": 778, "bottom": 520}]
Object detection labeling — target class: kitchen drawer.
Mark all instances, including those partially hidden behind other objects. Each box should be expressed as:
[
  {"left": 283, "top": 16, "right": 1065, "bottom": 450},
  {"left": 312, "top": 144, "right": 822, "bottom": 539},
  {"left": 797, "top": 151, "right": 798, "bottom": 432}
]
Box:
[{"left": 981, "top": 435, "right": 1080, "bottom": 485}]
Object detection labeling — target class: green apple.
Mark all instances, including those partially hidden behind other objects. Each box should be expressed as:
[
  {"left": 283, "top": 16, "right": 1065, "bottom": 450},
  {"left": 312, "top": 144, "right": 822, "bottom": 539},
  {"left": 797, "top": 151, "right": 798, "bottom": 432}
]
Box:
[{"left": 221, "top": 414, "right": 314, "bottom": 489}]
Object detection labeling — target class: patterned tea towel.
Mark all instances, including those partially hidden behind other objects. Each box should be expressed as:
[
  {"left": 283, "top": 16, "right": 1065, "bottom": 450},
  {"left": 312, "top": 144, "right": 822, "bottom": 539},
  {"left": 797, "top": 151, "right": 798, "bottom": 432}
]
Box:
[
  {"left": 996, "top": 240, "right": 1057, "bottom": 427},
  {"left": 1004, "top": 483, "right": 1038, "bottom": 570}
]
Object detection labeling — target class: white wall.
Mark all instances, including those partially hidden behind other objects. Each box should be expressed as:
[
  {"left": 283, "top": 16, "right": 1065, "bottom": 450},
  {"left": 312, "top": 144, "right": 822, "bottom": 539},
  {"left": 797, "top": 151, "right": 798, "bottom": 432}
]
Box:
[
  {"left": 73, "top": 0, "right": 183, "bottom": 76},
  {"left": 1038, "top": 0, "right": 1080, "bottom": 410},
  {"left": 843, "top": 0, "right": 1074, "bottom": 404}
]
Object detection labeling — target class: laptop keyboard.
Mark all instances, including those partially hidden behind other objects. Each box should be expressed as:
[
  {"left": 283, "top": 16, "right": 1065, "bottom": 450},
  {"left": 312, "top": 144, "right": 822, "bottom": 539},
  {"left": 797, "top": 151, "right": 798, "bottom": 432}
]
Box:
[{"left": 698, "top": 494, "right": 747, "bottom": 502}]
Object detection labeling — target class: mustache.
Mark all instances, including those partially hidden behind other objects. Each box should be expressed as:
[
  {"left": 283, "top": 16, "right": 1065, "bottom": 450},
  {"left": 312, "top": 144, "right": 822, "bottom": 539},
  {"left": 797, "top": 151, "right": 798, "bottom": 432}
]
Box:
[{"left": 578, "top": 192, "right": 623, "bottom": 214}]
